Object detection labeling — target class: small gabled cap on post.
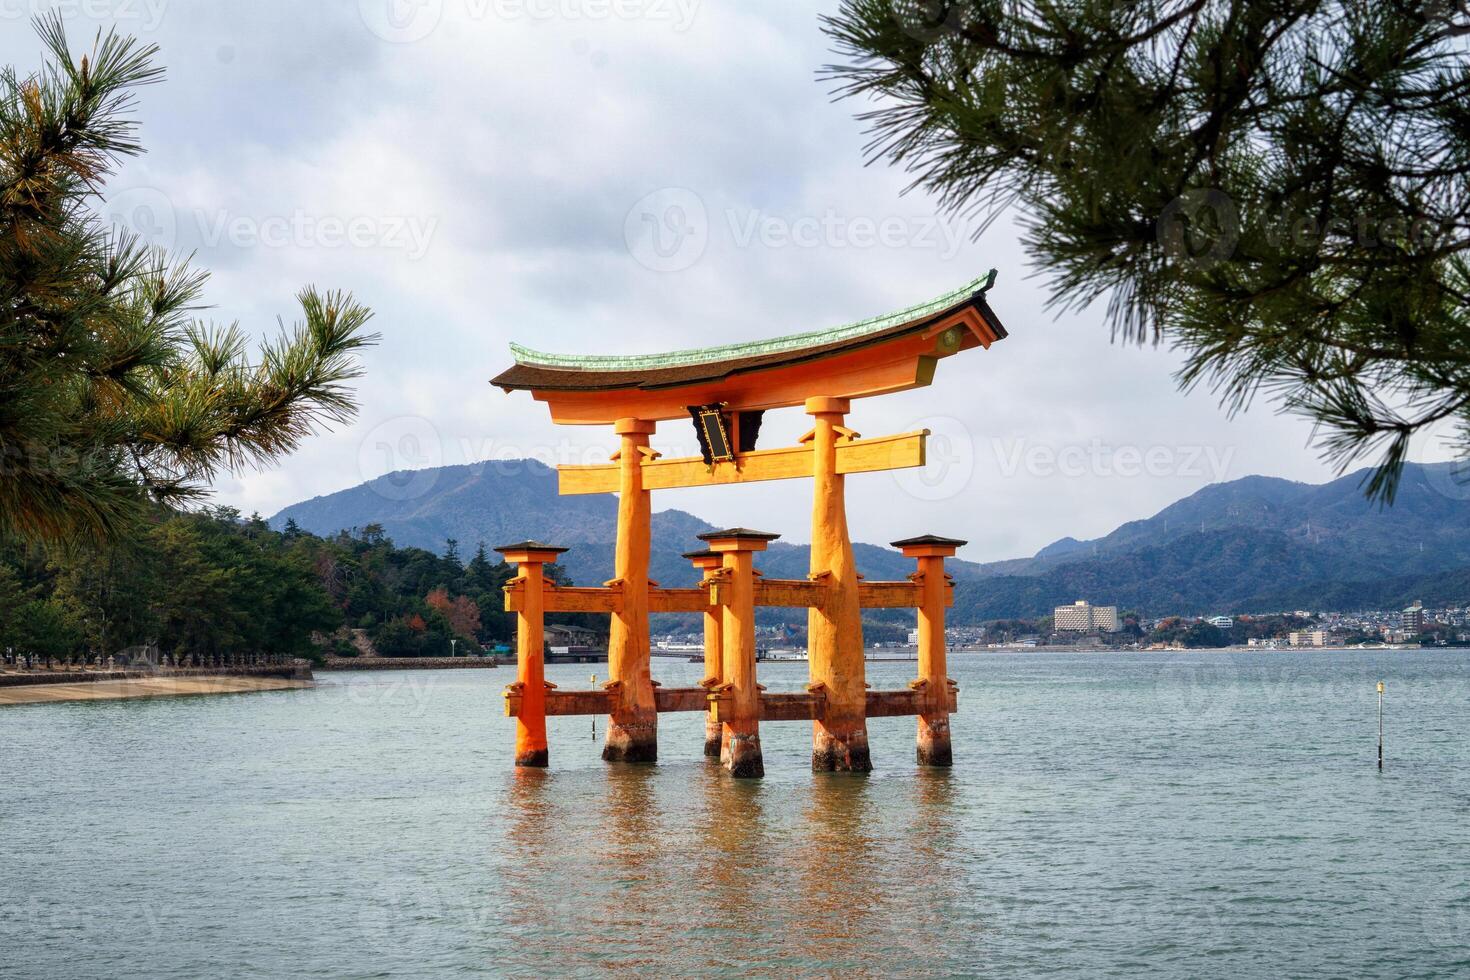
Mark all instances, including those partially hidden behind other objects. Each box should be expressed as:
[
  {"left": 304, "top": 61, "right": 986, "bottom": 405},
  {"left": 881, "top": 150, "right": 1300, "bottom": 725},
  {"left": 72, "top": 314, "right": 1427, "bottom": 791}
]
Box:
[
  {"left": 682, "top": 547, "right": 723, "bottom": 570},
  {"left": 495, "top": 540, "right": 570, "bottom": 564},
  {"left": 891, "top": 534, "right": 967, "bottom": 559},
  {"left": 697, "top": 528, "right": 781, "bottom": 553}
]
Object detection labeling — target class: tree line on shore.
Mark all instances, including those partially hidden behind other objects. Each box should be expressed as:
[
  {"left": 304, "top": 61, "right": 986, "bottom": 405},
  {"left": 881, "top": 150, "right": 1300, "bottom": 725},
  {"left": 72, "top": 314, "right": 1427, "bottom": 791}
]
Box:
[{"left": 0, "top": 507, "right": 590, "bottom": 666}]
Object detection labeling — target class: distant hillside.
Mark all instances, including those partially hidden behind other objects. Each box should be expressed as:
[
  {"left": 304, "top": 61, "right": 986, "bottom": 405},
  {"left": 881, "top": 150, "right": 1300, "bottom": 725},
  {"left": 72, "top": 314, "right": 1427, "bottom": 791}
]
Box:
[
  {"left": 272, "top": 460, "right": 1470, "bottom": 619},
  {"left": 996, "top": 464, "right": 1470, "bottom": 578},
  {"left": 269, "top": 459, "right": 930, "bottom": 589}
]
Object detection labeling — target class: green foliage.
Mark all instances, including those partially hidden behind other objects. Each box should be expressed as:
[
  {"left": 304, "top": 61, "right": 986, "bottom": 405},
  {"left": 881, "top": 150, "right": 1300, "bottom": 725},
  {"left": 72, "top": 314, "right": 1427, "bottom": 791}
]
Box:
[
  {"left": 0, "top": 510, "right": 534, "bottom": 661},
  {"left": 823, "top": 1, "right": 1470, "bottom": 500},
  {"left": 0, "top": 16, "right": 377, "bottom": 545}
]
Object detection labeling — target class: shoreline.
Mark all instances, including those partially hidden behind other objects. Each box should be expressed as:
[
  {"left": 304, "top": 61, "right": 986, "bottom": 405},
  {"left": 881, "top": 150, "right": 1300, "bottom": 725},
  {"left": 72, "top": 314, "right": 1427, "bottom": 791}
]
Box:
[{"left": 0, "top": 664, "right": 312, "bottom": 706}]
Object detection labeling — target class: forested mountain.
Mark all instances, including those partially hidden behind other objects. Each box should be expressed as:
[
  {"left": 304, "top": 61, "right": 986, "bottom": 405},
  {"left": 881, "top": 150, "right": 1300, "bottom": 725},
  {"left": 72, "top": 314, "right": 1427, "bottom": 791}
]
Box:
[{"left": 272, "top": 460, "right": 1470, "bottom": 620}]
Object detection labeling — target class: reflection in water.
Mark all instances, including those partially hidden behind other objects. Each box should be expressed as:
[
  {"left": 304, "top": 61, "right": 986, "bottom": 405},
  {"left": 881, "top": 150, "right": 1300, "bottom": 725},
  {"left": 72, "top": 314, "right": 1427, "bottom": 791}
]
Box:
[
  {"left": 493, "top": 761, "right": 977, "bottom": 974},
  {"left": 793, "top": 774, "right": 881, "bottom": 959}
]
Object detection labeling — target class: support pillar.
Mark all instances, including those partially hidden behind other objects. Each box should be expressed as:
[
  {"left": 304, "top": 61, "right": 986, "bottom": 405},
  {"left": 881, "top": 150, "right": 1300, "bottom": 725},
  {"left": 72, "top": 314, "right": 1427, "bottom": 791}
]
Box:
[
  {"left": 699, "top": 528, "right": 780, "bottom": 778},
  {"left": 894, "top": 534, "right": 966, "bottom": 767},
  {"left": 804, "top": 396, "right": 871, "bottom": 772},
  {"left": 685, "top": 549, "right": 725, "bottom": 757},
  {"left": 496, "top": 540, "right": 569, "bottom": 767},
  {"left": 604, "top": 417, "right": 659, "bottom": 763}
]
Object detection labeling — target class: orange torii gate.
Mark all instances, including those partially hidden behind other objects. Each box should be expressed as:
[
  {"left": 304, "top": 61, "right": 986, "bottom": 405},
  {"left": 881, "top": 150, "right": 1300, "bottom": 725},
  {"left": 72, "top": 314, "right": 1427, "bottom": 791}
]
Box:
[{"left": 492, "top": 271, "right": 1008, "bottom": 776}]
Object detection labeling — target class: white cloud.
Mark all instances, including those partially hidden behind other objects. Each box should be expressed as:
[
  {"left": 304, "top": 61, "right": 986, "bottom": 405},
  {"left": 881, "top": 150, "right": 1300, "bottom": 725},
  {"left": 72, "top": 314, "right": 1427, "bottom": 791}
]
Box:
[{"left": 4, "top": 2, "right": 1433, "bottom": 562}]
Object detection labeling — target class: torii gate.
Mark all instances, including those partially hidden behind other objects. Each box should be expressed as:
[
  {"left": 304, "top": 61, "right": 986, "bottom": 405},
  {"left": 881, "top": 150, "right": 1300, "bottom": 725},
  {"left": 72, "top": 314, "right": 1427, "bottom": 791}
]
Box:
[{"left": 491, "top": 271, "right": 1008, "bottom": 776}]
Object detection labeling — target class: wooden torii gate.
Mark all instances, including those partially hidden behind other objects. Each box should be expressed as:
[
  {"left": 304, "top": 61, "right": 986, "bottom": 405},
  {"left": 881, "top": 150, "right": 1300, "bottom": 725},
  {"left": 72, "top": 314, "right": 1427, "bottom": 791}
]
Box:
[{"left": 491, "top": 271, "right": 1008, "bottom": 776}]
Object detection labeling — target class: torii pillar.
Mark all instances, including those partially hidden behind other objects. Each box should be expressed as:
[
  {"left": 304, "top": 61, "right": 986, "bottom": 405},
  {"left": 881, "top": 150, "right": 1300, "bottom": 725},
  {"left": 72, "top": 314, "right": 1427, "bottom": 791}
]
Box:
[
  {"left": 496, "top": 540, "right": 568, "bottom": 768},
  {"left": 603, "top": 417, "right": 659, "bottom": 763},
  {"left": 894, "top": 534, "right": 966, "bottom": 767},
  {"left": 685, "top": 549, "right": 725, "bottom": 757},
  {"left": 805, "top": 396, "right": 871, "bottom": 772},
  {"left": 700, "top": 528, "right": 780, "bottom": 778}
]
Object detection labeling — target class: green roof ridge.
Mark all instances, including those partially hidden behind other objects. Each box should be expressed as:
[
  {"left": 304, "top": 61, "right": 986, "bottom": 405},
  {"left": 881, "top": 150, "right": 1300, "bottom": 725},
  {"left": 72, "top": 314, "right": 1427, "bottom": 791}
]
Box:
[{"left": 509, "top": 271, "right": 995, "bottom": 371}]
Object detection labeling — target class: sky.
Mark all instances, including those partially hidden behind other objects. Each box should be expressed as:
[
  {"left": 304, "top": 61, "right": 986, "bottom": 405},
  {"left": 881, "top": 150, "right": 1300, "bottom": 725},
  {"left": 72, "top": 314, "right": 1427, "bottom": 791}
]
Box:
[{"left": 2, "top": 1, "right": 1454, "bottom": 562}]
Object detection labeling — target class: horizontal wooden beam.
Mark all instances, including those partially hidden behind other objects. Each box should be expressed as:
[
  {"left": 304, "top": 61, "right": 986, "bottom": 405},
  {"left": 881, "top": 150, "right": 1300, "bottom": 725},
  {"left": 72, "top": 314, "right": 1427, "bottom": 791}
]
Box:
[
  {"left": 504, "top": 584, "right": 624, "bottom": 614},
  {"left": 506, "top": 686, "right": 958, "bottom": 719},
  {"left": 648, "top": 588, "right": 709, "bottom": 613},
  {"left": 505, "top": 688, "right": 610, "bottom": 717},
  {"left": 856, "top": 581, "right": 922, "bottom": 609},
  {"left": 854, "top": 581, "right": 956, "bottom": 609},
  {"left": 759, "top": 690, "right": 827, "bottom": 722},
  {"left": 558, "top": 430, "right": 927, "bottom": 495},
  {"left": 865, "top": 688, "right": 959, "bottom": 717},
  {"left": 654, "top": 687, "right": 709, "bottom": 712},
  {"left": 754, "top": 579, "right": 829, "bottom": 609}
]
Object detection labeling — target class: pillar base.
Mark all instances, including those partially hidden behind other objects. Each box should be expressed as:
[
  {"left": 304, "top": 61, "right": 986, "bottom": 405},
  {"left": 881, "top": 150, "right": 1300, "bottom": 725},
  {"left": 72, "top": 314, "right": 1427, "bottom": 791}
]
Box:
[
  {"left": 916, "top": 734, "right": 952, "bottom": 767},
  {"left": 602, "top": 719, "right": 658, "bottom": 763},
  {"left": 703, "top": 717, "right": 722, "bottom": 758},
  {"left": 515, "top": 748, "right": 549, "bottom": 768},
  {"left": 725, "top": 733, "right": 764, "bottom": 778},
  {"left": 812, "top": 727, "right": 872, "bottom": 773}
]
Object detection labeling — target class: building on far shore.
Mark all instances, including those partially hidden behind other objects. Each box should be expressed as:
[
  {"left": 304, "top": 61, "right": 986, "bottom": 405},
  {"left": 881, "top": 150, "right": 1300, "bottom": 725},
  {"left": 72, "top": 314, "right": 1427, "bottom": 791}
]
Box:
[
  {"left": 1207, "top": 615, "right": 1234, "bottom": 629},
  {"left": 1054, "top": 600, "right": 1119, "bottom": 632},
  {"left": 1288, "top": 629, "right": 1337, "bottom": 647},
  {"left": 1403, "top": 601, "right": 1425, "bottom": 634}
]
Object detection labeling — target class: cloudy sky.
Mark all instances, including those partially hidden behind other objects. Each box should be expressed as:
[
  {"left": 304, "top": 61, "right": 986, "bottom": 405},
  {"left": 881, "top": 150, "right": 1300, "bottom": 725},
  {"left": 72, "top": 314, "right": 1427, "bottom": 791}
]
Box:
[{"left": 2, "top": 1, "right": 1451, "bottom": 562}]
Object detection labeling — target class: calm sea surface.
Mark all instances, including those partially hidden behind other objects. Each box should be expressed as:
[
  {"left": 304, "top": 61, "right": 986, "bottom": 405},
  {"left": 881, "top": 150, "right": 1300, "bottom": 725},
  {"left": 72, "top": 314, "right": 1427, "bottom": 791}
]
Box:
[{"left": 3, "top": 649, "right": 1469, "bottom": 978}]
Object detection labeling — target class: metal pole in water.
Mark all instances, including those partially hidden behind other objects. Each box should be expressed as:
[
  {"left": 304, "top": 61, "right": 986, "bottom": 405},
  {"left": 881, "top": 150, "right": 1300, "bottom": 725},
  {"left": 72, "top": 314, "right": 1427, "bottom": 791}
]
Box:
[
  {"left": 1377, "top": 681, "right": 1384, "bottom": 770},
  {"left": 591, "top": 673, "right": 598, "bottom": 740}
]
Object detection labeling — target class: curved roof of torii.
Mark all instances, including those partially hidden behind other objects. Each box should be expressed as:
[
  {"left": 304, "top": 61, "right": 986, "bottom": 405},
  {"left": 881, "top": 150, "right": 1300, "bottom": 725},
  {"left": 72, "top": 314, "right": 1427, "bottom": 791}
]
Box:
[{"left": 491, "top": 271, "right": 1008, "bottom": 424}]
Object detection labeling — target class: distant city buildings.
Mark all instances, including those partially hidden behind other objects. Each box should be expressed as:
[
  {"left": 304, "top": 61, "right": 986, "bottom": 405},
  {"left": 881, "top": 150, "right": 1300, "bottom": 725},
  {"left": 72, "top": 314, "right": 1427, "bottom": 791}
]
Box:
[
  {"left": 1054, "top": 599, "right": 1120, "bottom": 632},
  {"left": 1403, "top": 601, "right": 1425, "bottom": 634},
  {"left": 1289, "top": 630, "right": 1330, "bottom": 647}
]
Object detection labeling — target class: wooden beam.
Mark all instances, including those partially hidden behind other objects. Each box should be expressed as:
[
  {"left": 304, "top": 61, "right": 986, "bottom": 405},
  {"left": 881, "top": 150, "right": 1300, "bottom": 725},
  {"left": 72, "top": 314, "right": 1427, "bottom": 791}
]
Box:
[
  {"left": 856, "top": 581, "right": 923, "bottom": 609},
  {"left": 505, "top": 686, "right": 959, "bottom": 719},
  {"left": 654, "top": 687, "right": 709, "bottom": 712},
  {"left": 648, "top": 588, "right": 709, "bottom": 613},
  {"left": 557, "top": 430, "right": 927, "bottom": 495},
  {"left": 504, "top": 584, "right": 623, "bottom": 614},
  {"left": 506, "top": 686, "right": 712, "bottom": 717},
  {"left": 865, "top": 688, "right": 959, "bottom": 718},
  {"left": 754, "top": 579, "right": 829, "bottom": 609},
  {"left": 759, "top": 690, "right": 828, "bottom": 721},
  {"left": 505, "top": 688, "right": 611, "bottom": 717}
]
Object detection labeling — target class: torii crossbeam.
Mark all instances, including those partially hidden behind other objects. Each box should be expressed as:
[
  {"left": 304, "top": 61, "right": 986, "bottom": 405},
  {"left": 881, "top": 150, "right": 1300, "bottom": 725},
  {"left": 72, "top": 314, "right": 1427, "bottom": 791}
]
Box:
[{"left": 491, "top": 271, "right": 1008, "bottom": 775}]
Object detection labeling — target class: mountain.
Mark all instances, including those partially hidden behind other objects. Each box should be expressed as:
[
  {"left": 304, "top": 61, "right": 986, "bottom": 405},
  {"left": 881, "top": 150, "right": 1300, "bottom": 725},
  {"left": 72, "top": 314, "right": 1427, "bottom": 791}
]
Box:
[
  {"left": 271, "top": 460, "right": 1470, "bottom": 619},
  {"left": 269, "top": 459, "right": 931, "bottom": 590}
]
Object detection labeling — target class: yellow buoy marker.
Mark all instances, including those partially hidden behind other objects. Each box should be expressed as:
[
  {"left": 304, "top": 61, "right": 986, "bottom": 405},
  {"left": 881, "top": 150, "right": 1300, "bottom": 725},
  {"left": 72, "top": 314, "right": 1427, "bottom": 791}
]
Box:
[{"left": 1377, "top": 681, "right": 1385, "bottom": 770}]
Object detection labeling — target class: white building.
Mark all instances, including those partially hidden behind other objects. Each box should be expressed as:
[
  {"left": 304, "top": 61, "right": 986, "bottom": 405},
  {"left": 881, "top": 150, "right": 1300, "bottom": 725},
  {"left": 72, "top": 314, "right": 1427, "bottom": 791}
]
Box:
[
  {"left": 1054, "top": 600, "right": 1120, "bottom": 632},
  {"left": 1207, "top": 615, "right": 1234, "bottom": 629},
  {"left": 1289, "top": 630, "right": 1327, "bottom": 647}
]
